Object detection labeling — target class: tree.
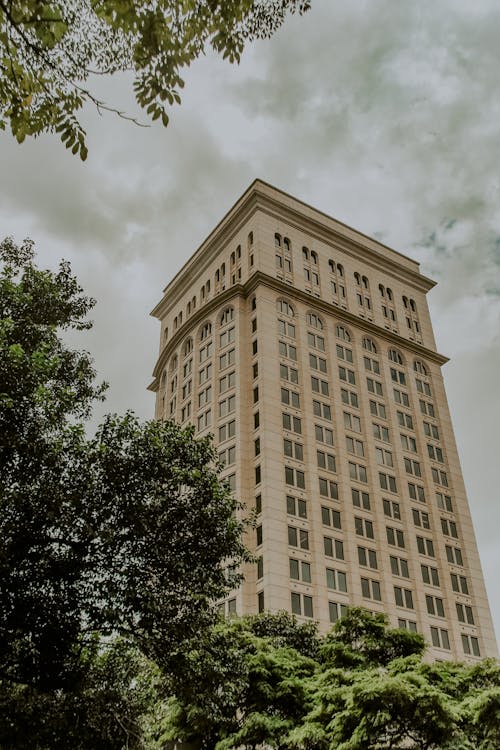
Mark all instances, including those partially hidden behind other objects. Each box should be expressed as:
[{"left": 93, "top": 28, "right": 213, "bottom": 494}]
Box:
[
  {"left": 162, "top": 608, "right": 500, "bottom": 750},
  {"left": 0, "top": 237, "right": 250, "bottom": 743},
  {"left": 0, "top": 0, "right": 311, "bottom": 159}
]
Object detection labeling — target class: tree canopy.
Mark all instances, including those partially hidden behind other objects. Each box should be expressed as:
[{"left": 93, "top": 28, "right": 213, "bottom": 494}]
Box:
[
  {"left": 0, "top": 237, "right": 250, "bottom": 745},
  {"left": 0, "top": 0, "right": 310, "bottom": 159}
]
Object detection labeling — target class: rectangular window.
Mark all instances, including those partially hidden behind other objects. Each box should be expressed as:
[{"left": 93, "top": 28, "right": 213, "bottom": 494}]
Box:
[
  {"left": 344, "top": 412, "right": 362, "bottom": 432},
  {"left": 279, "top": 341, "right": 297, "bottom": 360},
  {"left": 339, "top": 366, "right": 356, "bottom": 385},
  {"left": 363, "top": 356, "right": 380, "bottom": 373},
  {"left": 341, "top": 388, "right": 359, "bottom": 408},
  {"left": 408, "top": 483, "right": 426, "bottom": 503},
  {"left": 219, "top": 349, "right": 235, "bottom": 370},
  {"left": 317, "top": 450, "right": 336, "bottom": 472},
  {"left": 421, "top": 564, "right": 440, "bottom": 586},
  {"left": 426, "top": 595, "right": 445, "bottom": 617},
  {"left": 397, "top": 410, "right": 413, "bottom": 429},
  {"left": 394, "top": 586, "right": 414, "bottom": 609},
  {"left": 446, "top": 546, "right": 463, "bottom": 566},
  {"left": 352, "top": 488, "right": 370, "bottom": 510},
  {"left": 355, "top": 516, "right": 374, "bottom": 539},
  {"left": 291, "top": 593, "right": 314, "bottom": 618},
  {"left": 346, "top": 437, "right": 364, "bottom": 457},
  {"left": 394, "top": 388, "right": 410, "bottom": 407},
  {"left": 428, "top": 444, "right": 444, "bottom": 462},
  {"left": 386, "top": 526, "right": 405, "bottom": 548},
  {"left": 321, "top": 506, "right": 341, "bottom": 529},
  {"left": 412, "top": 509, "right": 430, "bottom": 529},
  {"left": 288, "top": 526, "right": 309, "bottom": 550},
  {"left": 375, "top": 447, "right": 393, "bottom": 466},
  {"left": 450, "top": 573, "right": 469, "bottom": 595},
  {"left": 366, "top": 377, "right": 383, "bottom": 395},
  {"left": 349, "top": 462, "right": 368, "bottom": 483},
  {"left": 219, "top": 327, "right": 235, "bottom": 348},
  {"left": 326, "top": 568, "right": 347, "bottom": 592},
  {"left": 313, "top": 400, "right": 331, "bottom": 420},
  {"left": 289, "top": 558, "right": 311, "bottom": 582},
  {"left": 383, "top": 498, "right": 401, "bottom": 519},
  {"left": 379, "top": 472, "right": 397, "bottom": 493},
  {"left": 319, "top": 477, "right": 339, "bottom": 500},
  {"left": 390, "top": 556, "right": 409, "bottom": 578},
  {"left": 436, "top": 492, "right": 453, "bottom": 512},
  {"left": 219, "top": 394, "right": 236, "bottom": 417},
  {"left": 361, "top": 577, "right": 382, "bottom": 601},
  {"left": 424, "top": 421, "right": 439, "bottom": 439},
  {"left": 400, "top": 434, "right": 417, "bottom": 452},
  {"left": 456, "top": 603, "right": 475, "bottom": 625},
  {"left": 329, "top": 601, "right": 348, "bottom": 623},
  {"left": 358, "top": 546, "right": 378, "bottom": 569},
  {"left": 416, "top": 536, "right": 435, "bottom": 557},
  {"left": 315, "top": 424, "right": 334, "bottom": 445},
  {"left": 285, "top": 467, "right": 305, "bottom": 489},
  {"left": 219, "top": 372, "right": 235, "bottom": 393},
  {"left": 286, "top": 495, "right": 307, "bottom": 519},
  {"left": 324, "top": 536, "right": 345, "bottom": 560},
  {"left": 373, "top": 423, "right": 390, "bottom": 442},
  {"left": 282, "top": 412, "right": 302, "bottom": 434},
  {"left": 369, "top": 399, "right": 386, "bottom": 419},
  {"left": 281, "top": 363, "right": 299, "bottom": 383},
  {"left": 404, "top": 458, "right": 421, "bottom": 477},
  {"left": 461, "top": 634, "right": 480, "bottom": 657},
  {"left": 431, "top": 627, "right": 451, "bottom": 650},
  {"left": 197, "top": 409, "right": 212, "bottom": 431},
  {"left": 336, "top": 344, "right": 353, "bottom": 362}
]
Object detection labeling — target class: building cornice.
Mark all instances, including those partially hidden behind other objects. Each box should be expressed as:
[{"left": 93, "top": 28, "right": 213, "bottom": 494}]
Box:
[{"left": 148, "top": 271, "right": 448, "bottom": 393}]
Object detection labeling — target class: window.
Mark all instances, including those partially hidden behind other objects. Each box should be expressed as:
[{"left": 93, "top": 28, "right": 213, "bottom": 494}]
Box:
[
  {"left": 256, "top": 525, "right": 263, "bottom": 546},
  {"left": 257, "top": 556, "right": 263, "bottom": 580},
  {"left": 219, "top": 348, "right": 235, "bottom": 369},
  {"left": 197, "top": 409, "right": 211, "bottom": 430},
  {"left": 398, "top": 619, "right": 417, "bottom": 632},
  {"left": 198, "top": 364, "right": 212, "bottom": 385},
  {"left": 182, "top": 380, "right": 192, "bottom": 400},
  {"left": 254, "top": 411, "right": 260, "bottom": 429},
  {"left": 361, "top": 577, "right": 382, "bottom": 601},
  {"left": 183, "top": 359, "right": 193, "bottom": 378},
  {"left": 450, "top": 573, "right": 468, "bottom": 594},
  {"left": 219, "top": 327, "right": 235, "bottom": 348},
  {"left": 313, "top": 400, "right": 331, "bottom": 420},
  {"left": 366, "top": 377, "right": 383, "bottom": 395},
  {"left": 414, "top": 360, "right": 428, "bottom": 375},
  {"left": 441, "top": 518, "right": 458, "bottom": 538},
  {"left": 362, "top": 337, "right": 377, "bottom": 353},
  {"left": 181, "top": 402, "right": 191, "bottom": 421},
  {"left": 416, "top": 536, "right": 435, "bottom": 557},
  {"left": 218, "top": 445, "right": 236, "bottom": 467},
  {"left": 219, "top": 371, "right": 236, "bottom": 393},
  {"left": 219, "top": 394, "right": 236, "bottom": 417},
  {"left": 326, "top": 568, "right": 347, "bottom": 592},
  {"left": 383, "top": 498, "right": 401, "bottom": 520},
  {"left": 289, "top": 558, "right": 311, "bottom": 583},
  {"left": 319, "top": 477, "right": 339, "bottom": 500},
  {"left": 355, "top": 517, "right": 374, "bottom": 539},
  {"left": 220, "top": 307, "right": 234, "bottom": 326},
  {"left": 336, "top": 344, "right": 353, "bottom": 363},
  {"left": 390, "top": 367, "right": 406, "bottom": 385},
  {"left": 352, "top": 488, "right": 370, "bottom": 510},
  {"left": 282, "top": 412, "right": 302, "bottom": 434},
  {"left": 341, "top": 389, "right": 359, "bottom": 408},
  {"left": 397, "top": 411, "right": 414, "bottom": 429},
  {"left": 278, "top": 319, "right": 296, "bottom": 338},
  {"left": 339, "top": 366, "right": 356, "bottom": 385},
  {"left": 421, "top": 564, "right": 440, "bottom": 586},
  {"left": 453, "top": 596, "right": 476, "bottom": 626},
  {"left": 307, "top": 332, "right": 325, "bottom": 350},
  {"left": 279, "top": 341, "right": 297, "bottom": 360},
  {"left": 404, "top": 458, "right": 421, "bottom": 477},
  {"left": 288, "top": 526, "right": 309, "bottom": 550},
  {"left": 461, "top": 634, "right": 480, "bottom": 657},
  {"left": 281, "top": 387, "right": 300, "bottom": 408},
  {"left": 412, "top": 509, "right": 430, "bottom": 529},
  {"left": 416, "top": 378, "right": 431, "bottom": 396},
  {"left": 252, "top": 340, "right": 258, "bottom": 355},
  {"left": 401, "top": 434, "right": 417, "bottom": 452},
  {"left": 379, "top": 473, "right": 397, "bottom": 493},
  {"left": 280, "top": 364, "right": 299, "bottom": 383},
  {"left": 285, "top": 467, "right": 305, "bottom": 489},
  {"left": 389, "top": 349, "right": 403, "bottom": 365},
  {"left": 394, "top": 388, "right": 410, "bottom": 407},
  {"left": 286, "top": 495, "right": 307, "bottom": 519},
  {"left": 278, "top": 300, "right": 295, "bottom": 316},
  {"left": 408, "top": 483, "right": 426, "bottom": 503},
  {"left": 390, "top": 556, "right": 409, "bottom": 578},
  {"left": 373, "top": 423, "right": 390, "bottom": 442},
  {"left": 446, "top": 546, "right": 463, "bottom": 566},
  {"left": 284, "top": 439, "right": 304, "bottom": 461},
  {"left": 436, "top": 492, "right": 453, "bottom": 512},
  {"left": 419, "top": 400, "right": 435, "bottom": 417},
  {"left": 291, "top": 593, "right": 314, "bottom": 618},
  {"left": 386, "top": 526, "right": 405, "bottom": 548},
  {"left": 255, "top": 465, "right": 261, "bottom": 485},
  {"left": 431, "top": 468, "right": 448, "bottom": 487},
  {"left": 315, "top": 424, "right": 334, "bottom": 445},
  {"left": 375, "top": 447, "right": 393, "bottom": 467},
  {"left": 200, "top": 321, "right": 212, "bottom": 340},
  {"left": 254, "top": 438, "right": 260, "bottom": 456},
  {"left": 426, "top": 595, "right": 445, "bottom": 617},
  {"left": 424, "top": 421, "right": 439, "bottom": 439},
  {"left": 344, "top": 412, "right": 361, "bottom": 432},
  {"left": 321, "top": 506, "right": 341, "bottom": 529},
  {"left": 311, "top": 376, "right": 329, "bottom": 395},
  {"left": 394, "top": 586, "right": 414, "bottom": 609},
  {"left": 317, "top": 450, "right": 336, "bottom": 472},
  {"left": 349, "top": 462, "right": 368, "bottom": 483},
  {"left": 336, "top": 325, "right": 350, "bottom": 341},
  {"left": 431, "top": 627, "right": 451, "bottom": 650},
  {"left": 358, "top": 546, "right": 378, "bottom": 569},
  {"left": 427, "top": 444, "right": 444, "bottom": 463},
  {"left": 363, "top": 356, "right": 380, "bottom": 374},
  {"left": 255, "top": 495, "right": 262, "bottom": 514},
  {"left": 346, "top": 437, "right": 364, "bottom": 457},
  {"left": 324, "top": 536, "right": 344, "bottom": 560},
  {"left": 309, "top": 354, "right": 328, "bottom": 373},
  {"left": 329, "top": 601, "right": 349, "bottom": 623},
  {"left": 306, "top": 312, "right": 323, "bottom": 329}
]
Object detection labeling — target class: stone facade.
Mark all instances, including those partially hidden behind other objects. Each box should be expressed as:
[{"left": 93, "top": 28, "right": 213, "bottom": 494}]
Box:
[{"left": 149, "top": 180, "right": 498, "bottom": 661}]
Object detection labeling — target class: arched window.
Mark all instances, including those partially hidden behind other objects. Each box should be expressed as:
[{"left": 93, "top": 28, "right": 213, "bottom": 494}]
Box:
[
  {"left": 274, "top": 233, "right": 282, "bottom": 247},
  {"left": 206, "top": 279, "right": 211, "bottom": 293},
  {"left": 236, "top": 245, "right": 241, "bottom": 260},
  {"left": 179, "top": 311, "right": 182, "bottom": 325},
  {"left": 414, "top": 360, "right": 428, "bottom": 376},
  {"left": 183, "top": 338, "right": 193, "bottom": 357},
  {"left": 161, "top": 369, "right": 167, "bottom": 388},
  {"left": 200, "top": 322, "right": 212, "bottom": 341},
  {"left": 410, "top": 299, "right": 416, "bottom": 313},
  {"left": 402, "top": 295, "right": 408, "bottom": 308},
  {"left": 220, "top": 307, "right": 235, "bottom": 326},
  {"left": 283, "top": 237, "right": 291, "bottom": 253},
  {"left": 379, "top": 284, "right": 385, "bottom": 297},
  {"left": 386, "top": 288, "right": 393, "bottom": 301},
  {"left": 231, "top": 251, "right": 235, "bottom": 265},
  {"left": 187, "top": 301, "right": 191, "bottom": 316},
  {"left": 388, "top": 348, "right": 403, "bottom": 365},
  {"left": 362, "top": 337, "right": 377, "bottom": 353},
  {"left": 248, "top": 232, "right": 254, "bottom": 247},
  {"left": 221, "top": 263, "right": 225, "bottom": 276},
  {"left": 354, "top": 272, "right": 361, "bottom": 286},
  {"left": 278, "top": 299, "right": 294, "bottom": 317},
  {"left": 302, "top": 246, "right": 309, "bottom": 261},
  {"left": 174, "top": 316, "right": 178, "bottom": 330},
  {"left": 329, "top": 259, "right": 335, "bottom": 273},
  {"left": 164, "top": 327, "right": 168, "bottom": 342},
  {"left": 169, "top": 355, "right": 178, "bottom": 372},
  {"left": 336, "top": 324, "right": 351, "bottom": 342},
  {"left": 201, "top": 286, "right": 205, "bottom": 300},
  {"left": 362, "top": 276, "right": 369, "bottom": 289},
  {"left": 311, "top": 251, "right": 318, "bottom": 264},
  {"left": 337, "top": 264, "right": 344, "bottom": 277},
  {"left": 192, "top": 296, "right": 196, "bottom": 310},
  {"left": 306, "top": 312, "right": 323, "bottom": 329},
  {"left": 215, "top": 269, "right": 220, "bottom": 283}
]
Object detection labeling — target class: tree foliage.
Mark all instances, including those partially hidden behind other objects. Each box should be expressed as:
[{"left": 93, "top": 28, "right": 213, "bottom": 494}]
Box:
[
  {"left": 0, "top": 236, "right": 250, "bottom": 745},
  {"left": 0, "top": 0, "right": 310, "bottom": 159},
  {"left": 163, "top": 608, "right": 500, "bottom": 750}
]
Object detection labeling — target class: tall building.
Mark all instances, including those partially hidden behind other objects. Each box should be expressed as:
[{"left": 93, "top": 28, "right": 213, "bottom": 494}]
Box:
[{"left": 149, "top": 180, "right": 497, "bottom": 661}]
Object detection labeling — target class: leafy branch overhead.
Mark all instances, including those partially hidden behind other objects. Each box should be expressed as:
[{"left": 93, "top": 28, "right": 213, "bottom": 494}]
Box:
[{"left": 0, "top": 0, "right": 311, "bottom": 159}]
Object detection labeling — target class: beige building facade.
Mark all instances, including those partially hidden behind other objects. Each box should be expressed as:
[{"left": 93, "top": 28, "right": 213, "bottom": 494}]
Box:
[{"left": 150, "top": 180, "right": 497, "bottom": 661}]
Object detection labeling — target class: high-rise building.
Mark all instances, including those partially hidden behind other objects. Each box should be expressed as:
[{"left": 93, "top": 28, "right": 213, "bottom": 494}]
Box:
[{"left": 149, "top": 180, "right": 497, "bottom": 661}]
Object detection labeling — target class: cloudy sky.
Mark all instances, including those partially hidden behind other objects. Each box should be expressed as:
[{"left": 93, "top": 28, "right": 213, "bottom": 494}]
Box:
[{"left": 1, "top": 0, "right": 499, "bottom": 638}]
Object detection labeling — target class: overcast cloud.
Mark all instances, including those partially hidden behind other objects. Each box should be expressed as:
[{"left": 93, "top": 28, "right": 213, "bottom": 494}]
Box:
[{"left": 1, "top": 0, "right": 499, "bottom": 639}]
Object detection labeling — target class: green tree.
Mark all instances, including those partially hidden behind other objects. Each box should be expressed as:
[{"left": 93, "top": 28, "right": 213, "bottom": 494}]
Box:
[
  {"left": 0, "top": 236, "right": 250, "bottom": 744},
  {"left": 0, "top": 0, "right": 310, "bottom": 159}
]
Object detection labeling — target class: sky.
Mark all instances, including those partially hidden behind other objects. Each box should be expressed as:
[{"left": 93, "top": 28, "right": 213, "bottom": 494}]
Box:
[{"left": 1, "top": 0, "right": 499, "bottom": 638}]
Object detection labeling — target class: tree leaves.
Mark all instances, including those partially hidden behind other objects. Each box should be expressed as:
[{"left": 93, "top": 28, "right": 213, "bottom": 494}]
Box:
[{"left": 0, "top": 0, "right": 310, "bottom": 158}]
